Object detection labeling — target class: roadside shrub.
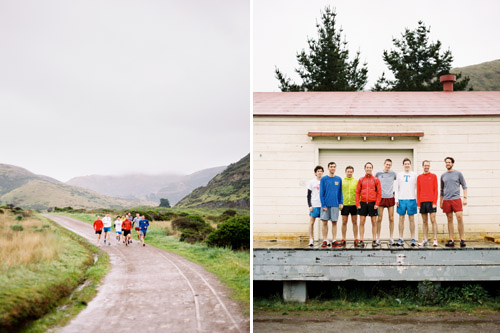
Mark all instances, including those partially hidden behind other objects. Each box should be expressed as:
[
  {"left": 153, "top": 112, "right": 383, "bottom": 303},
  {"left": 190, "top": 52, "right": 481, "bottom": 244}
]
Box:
[
  {"left": 172, "top": 215, "right": 214, "bottom": 244},
  {"left": 0, "top": 209, "right": 3, "bottom": 214},
  {"left": 222, "top": 209, "right": 237, "bottom": 217},
  {"left": 15, "top": 215, "right": 23, "bottom": 221},
  {"left": 12, "top": 206, "right": 24, "bottom": 213},
  {"left": 207, "top": 216, "right": 250, "bottom": 250},
  {"left": 10, "top": 224, "right": 24, "bottom": 231}
]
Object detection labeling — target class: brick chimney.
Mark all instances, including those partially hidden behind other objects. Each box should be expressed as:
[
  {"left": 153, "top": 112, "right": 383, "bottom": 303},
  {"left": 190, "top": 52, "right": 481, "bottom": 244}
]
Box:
[{"left": 440, "top": 74, "right": 456, "bottom": 92}]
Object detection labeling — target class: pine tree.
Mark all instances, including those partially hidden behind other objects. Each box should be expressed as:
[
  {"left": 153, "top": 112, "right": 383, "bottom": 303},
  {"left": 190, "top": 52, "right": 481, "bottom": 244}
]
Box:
[
  {"left": 373, "top": 21, "right": 470, "bottom": 91},
  {"left": 159, "top": 198, "right": 171, "bottom": 208},
  {"left": 275, "top": 6, "right": 368, "bottom": 91}
]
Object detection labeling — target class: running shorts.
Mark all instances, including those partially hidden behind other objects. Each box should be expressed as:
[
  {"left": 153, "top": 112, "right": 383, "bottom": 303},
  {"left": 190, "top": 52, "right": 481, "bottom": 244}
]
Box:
[
  {"left": 123, "top": 230, "right": 131, "bottom": 237},
  {"left": 320, "top": 207, "right": 340, "bottom": 222},
  {"left": 140, "top": 229, "right": 148, "bottom": 237},
  {"left": 442, "top": 199, "right": 463, "bottom": 213},
  {"left": 397, "top": 199, "right": 417, "bottom": 216},
  {"left": 358, "top": 202, "right": 378, "bottom": 217},
  {"left": 103, "top": 227, "right": 111, "bottom": 233},
  {"left": 135, "top": 227, "right": 140, "bottom": 231},
  {"left": 341, "top": 205, "right": 358, "bottom": 216},
  {"left": 95, "top": 230, "right": 102, "bottom": 234},
  {"left": 379, "top": 197, "right": 395, "bottom": 207},
  {"left": 116, "top": 231, "right": 122, "bottom": 235},
  {"left": 419, "top": 201, "right": 437, "bottom": 214},
  {"left": 309, "top": 207, "right": 321, "bottom": 218}
]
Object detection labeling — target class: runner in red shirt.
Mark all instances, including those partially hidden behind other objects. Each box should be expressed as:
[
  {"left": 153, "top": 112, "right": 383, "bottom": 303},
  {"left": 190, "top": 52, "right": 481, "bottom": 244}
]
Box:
[
  {"left": 417, "top": 160, "right": 439, "bottom": 247},
  {"left": 93, "top": 216, "right": 104, "bottom": 247},
  {"left": 122, "top": 218, "right": 133, "bottom": 246}
]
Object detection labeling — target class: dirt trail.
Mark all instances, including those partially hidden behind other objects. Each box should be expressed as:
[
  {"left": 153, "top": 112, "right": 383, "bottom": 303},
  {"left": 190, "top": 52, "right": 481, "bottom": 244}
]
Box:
[{"left": 45, "top": 214, "right": 248, "bottom": 332}]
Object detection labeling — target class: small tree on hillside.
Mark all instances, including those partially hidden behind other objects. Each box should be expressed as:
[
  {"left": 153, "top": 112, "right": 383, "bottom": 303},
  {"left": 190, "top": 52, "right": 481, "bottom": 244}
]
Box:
[
  {"left": 373, "top": 21, "right": 470, "bottom": 91},
  {"left": 275, "top": 6, "right": 368, "bottom": 91},
  {"left": 159, "top": 198, "right": 171, "bottom": 208}
]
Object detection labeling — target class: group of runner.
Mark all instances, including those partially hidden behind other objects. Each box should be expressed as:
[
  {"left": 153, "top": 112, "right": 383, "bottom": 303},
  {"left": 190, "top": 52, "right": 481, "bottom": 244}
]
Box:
[
  {"left": 93, "top": 213, "right": 150, "bottom": 247},
  {"left": 307, "top": 157, "right": 467, "bottom": 248}
]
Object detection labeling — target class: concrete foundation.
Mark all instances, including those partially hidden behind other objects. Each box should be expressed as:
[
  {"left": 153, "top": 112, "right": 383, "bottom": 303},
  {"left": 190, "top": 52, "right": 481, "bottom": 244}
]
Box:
[{"left": 283, "top": 281, "right": 307, "bottom": 302}]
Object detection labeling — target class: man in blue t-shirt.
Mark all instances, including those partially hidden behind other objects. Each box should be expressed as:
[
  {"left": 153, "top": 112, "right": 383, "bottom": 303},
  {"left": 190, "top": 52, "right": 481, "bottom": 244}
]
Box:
[
  {"left": 139, "top": 216, "right": 150, "bottom": 247},
  {"left": 320, "top": 162, "right": 343, "bottom": 248}
]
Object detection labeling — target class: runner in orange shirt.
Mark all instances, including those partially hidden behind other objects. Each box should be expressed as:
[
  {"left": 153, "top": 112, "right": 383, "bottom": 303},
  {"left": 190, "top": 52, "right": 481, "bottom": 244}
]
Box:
[
  {"left": 93, "top": 216, "right": 104, "bottom": 247},
  {"left": 417, "top": 160, "right": 439, "bottom": 247}
]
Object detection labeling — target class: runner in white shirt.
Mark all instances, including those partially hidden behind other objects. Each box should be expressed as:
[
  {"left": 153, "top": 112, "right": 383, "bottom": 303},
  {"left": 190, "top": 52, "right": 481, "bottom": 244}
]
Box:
[
  {"left": 102, "top": 213, "right": 113, "bottom": 246},
  {"left": 114, "top": 216, "right": 123, "bottom": 243},
  {"left": 395, "top": 158, "right": 418, "bottom": 247},
  {"left": 307, "top": 166, "right": 324, "bottom": 247}
]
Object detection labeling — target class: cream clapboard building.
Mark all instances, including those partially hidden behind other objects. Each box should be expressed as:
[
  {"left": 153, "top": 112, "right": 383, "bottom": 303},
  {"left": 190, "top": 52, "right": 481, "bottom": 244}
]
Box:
[{"left": 253, "top": 90, "right": 500, "bottom": 241}]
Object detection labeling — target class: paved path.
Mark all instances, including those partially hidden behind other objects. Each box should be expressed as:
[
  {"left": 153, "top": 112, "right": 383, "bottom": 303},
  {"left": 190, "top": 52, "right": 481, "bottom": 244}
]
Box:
[{"left": 46, "top": 215, "right": 248, "bottom": 332}]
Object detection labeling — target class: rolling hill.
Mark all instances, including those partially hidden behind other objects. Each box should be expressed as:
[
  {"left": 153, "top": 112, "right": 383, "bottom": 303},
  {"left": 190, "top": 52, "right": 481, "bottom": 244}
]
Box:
[
  {"left": 452, "top": 59, "right": 500, "bottom": 91},
  {"left": 66, "top": 166, "right": 226, "bottom": 205},
  {"left": 175, "top": 154, "right": 250, "bottom": 209},
  {"left": 0, "top": 164, "right": 149, "bottom": 210}
]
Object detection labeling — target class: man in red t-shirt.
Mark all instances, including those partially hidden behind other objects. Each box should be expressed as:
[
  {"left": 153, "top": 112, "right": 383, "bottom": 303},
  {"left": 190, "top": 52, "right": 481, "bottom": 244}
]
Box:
[
  {"left": 417, "top": 160, "right": 439, "bottom": 247},
  {"left": 122, "top": 218, "right": 133, "bottom": 246},
  {"left": 93, "top": 216, "right": 104, "bottom": 247}
]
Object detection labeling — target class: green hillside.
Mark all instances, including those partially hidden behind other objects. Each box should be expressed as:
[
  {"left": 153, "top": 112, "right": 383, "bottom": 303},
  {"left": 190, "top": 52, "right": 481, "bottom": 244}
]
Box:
[
  {"left": 452, "top": 59, "right": 500, "bottom": 91},
  {"left": 175, "top": 154, "right": 250, "bottom": 209},
  {"left": 0, "top": 164, "right": 148, "bottom": 210}
]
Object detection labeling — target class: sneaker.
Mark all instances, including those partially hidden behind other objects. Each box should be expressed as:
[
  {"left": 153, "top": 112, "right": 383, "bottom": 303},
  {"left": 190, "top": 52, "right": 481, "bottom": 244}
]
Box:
[
  {"left": 327, "top": 241, "right": 332, "bottom": 248},
  {"left": 418, "top": 239, "right": 429, "bottom": 247},
  {"left": 389, "top": 239, "right": 395, "bottom": 246},
  {"left": 411, "top": 239, "right": 417, "bottom": 247},
  {"left": 321, "top": 241, "right": 328, "bottom": 248},
  {"left": 445, "top": 240, "right": 455, "bottom": 247},
  {"left": 397, "top": 238, "right": 404, "bottom": 247},
  {"left": 340, "top": 239, "right": 346, "bottom": 247},
  {"left": 358, "top": 240, "right": 365, "bottom": 248},
  {"left": 372, "top": 240, "right": 379, "bottom": 248},
  {"left": 331, "top": 241, "right": 341, "bottom": 248},
  {"left": 143, "top": 243, "right": 145, "bottom": 247},
  {"left": 125, "top": 242, "right": 128, "bottom": 247},
  {"left": 460, "top": 240, "right": 466, "bottom": 248},
  {"left": 354, "top": 239, "right": 359, "bottom": 247},
  {"left": 376, "top": 239, "right": 381, "bottom": 246},
  {"left": 308, "top": 240, "right": 314, "bottom": 247},
  {"left": 108, "top": 242, "right": 111, "bottom": 246},
  {"left": 433, "top": 239, "right": 438, "bottom": 247},
  {"left": 104, "top": 240, "right": 106, "bottom": 244}
]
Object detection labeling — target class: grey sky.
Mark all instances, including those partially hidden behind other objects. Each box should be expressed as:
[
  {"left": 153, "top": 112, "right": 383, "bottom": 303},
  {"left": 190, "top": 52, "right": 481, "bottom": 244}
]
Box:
[
  {"left": 254, "top": 0, "right": 500, "bottom": 91},
  {"left": 0, "top": 0, "right": 249, "bottom": 182}
]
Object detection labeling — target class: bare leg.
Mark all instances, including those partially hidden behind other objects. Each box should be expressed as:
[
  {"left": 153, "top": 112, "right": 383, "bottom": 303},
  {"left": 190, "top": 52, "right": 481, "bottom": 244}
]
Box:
[
  {"left": 341, "top": 215, "right": 348, "bottom": 240},
  {"left": 351, "top": 215, "right": 359, "bottom": 240},
  {"left": 371, "top": 216, "right": 377, "bottom": 241},
  {"left": 309, "top": 216, "right": 316, "bottom": 240},
  {"left": 409, "top": 215, "right": 416, "bottom": 239},
  {"left": 331, "top": 221, "right": 338, "bottom": 241},
  {"left": 359, "top": 216, "right": 366, "bottom": 241},
  {"left": 388, "top": 206, "right": 395, "bottom": 240},
  {"left": 456, "top": 211, "right": 465, "bottom": 240},
  {"left": 430, "top": 213, "right": 437, "bottom": 240},
  {"left": 398, "top": 215, "right": 405, "bottom": 239},
  {"left": 377, "top": 207, "right": 384, "bottom": 239},
  {"left": 421, "top": 214, "right": 429, "bottom": 240},
  {"left": 446, "top": 212, "right": 454, "bottom": 240},
  {"left": 321, "top": 220, "right": 328, "bottom": 241}
]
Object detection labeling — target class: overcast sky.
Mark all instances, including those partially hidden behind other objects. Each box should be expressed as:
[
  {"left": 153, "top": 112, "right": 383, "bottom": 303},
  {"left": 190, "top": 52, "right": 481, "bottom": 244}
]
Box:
[
  {"left": 254, "top": 0, "right": 500, "bottom": 91},
  {"left": 0, "top": 0, "right": 249, "bottom": 182}
]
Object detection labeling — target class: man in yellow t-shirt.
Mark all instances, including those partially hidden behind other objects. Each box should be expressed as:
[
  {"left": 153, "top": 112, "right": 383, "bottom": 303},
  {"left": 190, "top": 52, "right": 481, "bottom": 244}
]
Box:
[{"left": 341, "top": 166, "right": 359, "bottom": 247}]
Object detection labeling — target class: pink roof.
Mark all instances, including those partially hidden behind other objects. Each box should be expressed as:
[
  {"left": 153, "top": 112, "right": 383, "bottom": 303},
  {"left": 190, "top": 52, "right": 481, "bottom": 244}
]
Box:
[{"left": 254, "top": 91, "right": 500, "bottom": 117}]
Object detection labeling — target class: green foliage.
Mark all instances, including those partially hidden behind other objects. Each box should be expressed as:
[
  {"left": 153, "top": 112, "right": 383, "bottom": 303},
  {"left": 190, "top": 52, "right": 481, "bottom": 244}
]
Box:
[
  {"left": 207, "top": 216, "right": 250, "bottom": 250},
  {"left": 10, "top": 224, "right": 24, "bottom": 231},
  {"left": 275, "top": 6, "right": 368, "bottom": 92},
  {"left": 158, "top": 198, "right": 171, "bottom": 208},
  {"left": 0, "top": 209, "right": 3, "bottom": 214},
  {"left": 15, "top": 215, "right": 23, "bottom": 221},
  {"left": 373, "top": 21, "right": 470, "bottom": 91},
  {"left": 172, "top": 215, "right": 214, "bottom": 244}
]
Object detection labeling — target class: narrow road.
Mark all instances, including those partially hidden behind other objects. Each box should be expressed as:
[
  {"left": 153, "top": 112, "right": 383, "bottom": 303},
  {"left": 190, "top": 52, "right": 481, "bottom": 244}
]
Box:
[{"left": 45, "top": 214, "right": 248, "bottom": 332}]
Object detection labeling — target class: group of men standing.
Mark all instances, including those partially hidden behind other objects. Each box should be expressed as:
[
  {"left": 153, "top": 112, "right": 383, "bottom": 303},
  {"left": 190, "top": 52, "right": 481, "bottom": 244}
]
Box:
[
  {"left": 93, "top": 213, "right": 150, "bottom": 247},
  {"left": 307, "top": 157, "right": 467, "bottom": 248}
]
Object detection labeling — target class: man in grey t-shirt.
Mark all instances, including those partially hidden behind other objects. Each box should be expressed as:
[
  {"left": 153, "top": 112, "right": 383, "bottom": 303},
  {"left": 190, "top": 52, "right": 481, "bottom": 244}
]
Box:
[
  {"left": 375, "top": 159, "right": 397, "bottom": 246},
  {"left": 440, "top": 157, "right": 468, "bottom": 248}
]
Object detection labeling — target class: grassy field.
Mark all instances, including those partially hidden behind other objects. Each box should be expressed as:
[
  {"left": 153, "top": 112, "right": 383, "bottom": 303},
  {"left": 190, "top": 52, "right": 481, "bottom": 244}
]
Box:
[
  {"left": 61, "top": 211, "right": 251, "bottom": 313},
  {"left": 0, "top": 210, "right": 109, "bottom": 332}
]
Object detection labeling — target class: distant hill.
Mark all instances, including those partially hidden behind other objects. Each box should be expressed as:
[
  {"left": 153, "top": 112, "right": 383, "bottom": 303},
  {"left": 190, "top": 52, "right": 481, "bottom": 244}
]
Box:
[
  {"left": 66, "top": 166, "right": 226, "bottom": 205},
  {"left": 0, "top": 164, "right": 149, "bottom": 210},
  {"left": 175, "top": 154, "right": 250, "bottom": 209},
  {"left": 452, "top": 59, "right": 500, "bottom": 91}
]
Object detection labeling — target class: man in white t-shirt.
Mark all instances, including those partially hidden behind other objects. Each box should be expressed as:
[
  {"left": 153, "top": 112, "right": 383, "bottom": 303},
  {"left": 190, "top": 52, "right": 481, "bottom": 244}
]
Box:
[
  {"left": 102, "top": 213, "right": 113, "bottom": 246},
  {"left": 395, "top": 158, "right": 418, "bottom": 247},
  {"left": 307, "top": 165, "right": 324, "bottom": 247}
]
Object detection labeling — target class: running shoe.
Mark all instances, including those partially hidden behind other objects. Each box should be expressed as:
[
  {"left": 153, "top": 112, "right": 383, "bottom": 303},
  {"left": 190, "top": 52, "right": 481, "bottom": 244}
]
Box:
[
  {"left": 433, "top": 239, "right": 438, "bottom": 247},
  {"left": 143, "top": 243, "right": 145, "bottom": 247},
  {"left": 340, "top": 239, "right": 346, "bottom": 247},
  {"left": 321, "top": 240, "right": 328, "bottom": 248},
  {"left": 411, "top": 239, "right": 417, "bottom": 247},
  {"left": 125, "top": 242, "right": 128, "bottom": 247},
  {"left": 327, "top": 241, "right": 332, "bottom": 248},
  {"left": 418, "top": 239, "right": 428, "bottom": 247},
  {"left": 397, "top": 238, "right": 404, "bottom": 247},
  {"left": 376, "top": 239, "right": 381, "bottom": 246},
  {"left": 308, "top": 240, "right": 314, "bottom": 247},
  {"left": 354, "top": 239, "right": 360, "bottom": 247},
  {"left": 445, "top": 240, "right": 455, "bottom": 247},
  {"left": 388, "top": 239, "right": 395, "bottom": 246},
  {"left": 372, "top": 240, "right": 379, "bottom": 248},
  {"left": 331, "top": 240, "right": 341, "bottom": 248},
  {"left": 460, "top": 240, "right": 466, "bottom": 248},
  {"left": 358, "top": 240, "right": 365, "bottom": 248}
]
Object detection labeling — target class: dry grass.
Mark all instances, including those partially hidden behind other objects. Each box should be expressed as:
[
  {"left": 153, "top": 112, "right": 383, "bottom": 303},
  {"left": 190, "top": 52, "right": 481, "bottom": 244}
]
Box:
[{"left": 0, "top": 214, "right": 63, "bottom": 268}]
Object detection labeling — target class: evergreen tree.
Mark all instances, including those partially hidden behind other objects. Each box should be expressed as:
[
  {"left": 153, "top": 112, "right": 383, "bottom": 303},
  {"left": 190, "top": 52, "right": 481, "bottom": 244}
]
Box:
[
  {"left": 373, "top": 21, "right": 470, "bottom": 91},
  {"left": 159, "top": 198, "right": 171, "bottom": 208},
  {"left": 275, "top": 6, "right": 368, "bottom": 91}
]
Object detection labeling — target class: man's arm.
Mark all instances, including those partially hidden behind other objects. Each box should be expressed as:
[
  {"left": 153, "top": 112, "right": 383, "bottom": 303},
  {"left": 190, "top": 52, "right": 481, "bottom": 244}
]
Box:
[
  {"left": 463, "top": 189, "right": 468, "bottom": 206},
  {"left": 355, "top": 178, "right": 361, "bottom": 209},
  {"left": 307, "top": 189, "right": 313, "bottom": 211}
]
